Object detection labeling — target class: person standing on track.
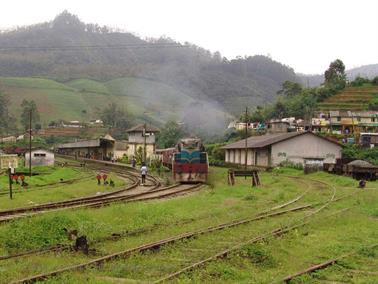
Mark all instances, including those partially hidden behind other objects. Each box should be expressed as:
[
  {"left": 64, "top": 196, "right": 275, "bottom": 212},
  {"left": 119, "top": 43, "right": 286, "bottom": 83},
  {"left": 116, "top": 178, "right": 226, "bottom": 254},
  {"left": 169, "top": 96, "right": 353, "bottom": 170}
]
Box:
[{"left": 140, "top": 162, "right": 148, "bottom": 186}]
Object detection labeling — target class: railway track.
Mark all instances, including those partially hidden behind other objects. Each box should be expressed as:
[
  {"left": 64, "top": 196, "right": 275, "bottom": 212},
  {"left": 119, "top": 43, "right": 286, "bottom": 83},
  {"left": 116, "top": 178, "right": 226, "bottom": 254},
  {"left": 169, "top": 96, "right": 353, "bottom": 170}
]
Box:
[
  {"left": 155, "top": 208, "right": 351, "bottom": 283},
  {"left": 3, "top": 172, "right": 359, "bottom": 283},
  {"left": 0, "top": 157, "right": 204, "bottom": 223},
  {"left": 152, "top": 176, "right": 342, "bottom": 282},
  {"left": 282, "top": 243, "right": 378, "bottom": 283},
  {"left": 7, "top": 178, "right": 319, "bottom": 283}
]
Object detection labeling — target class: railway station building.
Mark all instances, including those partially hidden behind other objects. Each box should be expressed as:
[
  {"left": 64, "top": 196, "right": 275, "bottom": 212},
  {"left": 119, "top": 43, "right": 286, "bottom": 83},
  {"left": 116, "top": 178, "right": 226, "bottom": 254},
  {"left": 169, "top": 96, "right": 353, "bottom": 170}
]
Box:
[
  {"left": 56, "top": 135, "right": 115, "bottom": 160},
  {"left": 222, "top": 131, "right": 342, "bottom": 168},
  {"left": 126, "top": 124, "right": 160, "bottom": 159}
]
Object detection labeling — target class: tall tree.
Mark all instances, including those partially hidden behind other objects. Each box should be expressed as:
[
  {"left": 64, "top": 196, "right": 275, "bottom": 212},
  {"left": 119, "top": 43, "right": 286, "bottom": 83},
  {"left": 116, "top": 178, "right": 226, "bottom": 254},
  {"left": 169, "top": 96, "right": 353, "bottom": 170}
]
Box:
[
  {"left": 324, "top": 59, "right": 347, "bottom": 90},
  {"left": 277, "top": 81, "right": 303, "bottom": 97},
  {"left": 157, "top": 120, "right": 184, "bottom": 148},
  {"left": 0, "top": 92, "right": 16, "bottom": 135},
  {"left": 20, "top": 100, "right": 40, "bottom": 130},
  {"left": 100, "top": 103, "right": 132, "bottom": 139}
]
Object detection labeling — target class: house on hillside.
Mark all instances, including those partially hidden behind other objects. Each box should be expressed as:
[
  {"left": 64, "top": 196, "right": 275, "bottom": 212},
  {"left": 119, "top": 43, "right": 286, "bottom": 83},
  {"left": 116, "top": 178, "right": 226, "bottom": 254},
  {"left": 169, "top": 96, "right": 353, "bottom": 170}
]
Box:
[
  {"left": 222, "top": 131, "right": 342, "bottom": 168},
  {"left": 328, "top": 111, "right": 378, "bottom": 134},
  {"left": 25, "top": 149, "right": 55, "bottom": 166},
  {"left": 126, "top": 124, "right": 160, "bottom": 159},
  {"left": 0, "top": 136, "right": 17, "bottom": 143}
]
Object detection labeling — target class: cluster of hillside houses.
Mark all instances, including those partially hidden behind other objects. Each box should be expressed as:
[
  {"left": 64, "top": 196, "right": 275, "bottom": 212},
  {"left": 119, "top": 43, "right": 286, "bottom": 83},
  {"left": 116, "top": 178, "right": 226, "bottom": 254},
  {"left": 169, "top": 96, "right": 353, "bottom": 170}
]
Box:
[
  {"left": 3, "top": 109, "right": 378, "bottom": 171},
  {"left": 230, "top": 110, "right": 378, "bottom": 135}
]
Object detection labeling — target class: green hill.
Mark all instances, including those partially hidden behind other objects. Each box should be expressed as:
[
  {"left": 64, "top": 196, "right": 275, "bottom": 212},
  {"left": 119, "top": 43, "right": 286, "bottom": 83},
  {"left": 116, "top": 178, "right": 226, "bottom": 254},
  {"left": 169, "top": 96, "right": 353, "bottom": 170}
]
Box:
[
  {"left": 0, "top": 76, "right": 232, "bottom": 132},
  {"left": 0, "top": 11, "right": 299, "bottom": 115},
  {"left": 317, "top": 85, "right": 378, "bottom": 111}
]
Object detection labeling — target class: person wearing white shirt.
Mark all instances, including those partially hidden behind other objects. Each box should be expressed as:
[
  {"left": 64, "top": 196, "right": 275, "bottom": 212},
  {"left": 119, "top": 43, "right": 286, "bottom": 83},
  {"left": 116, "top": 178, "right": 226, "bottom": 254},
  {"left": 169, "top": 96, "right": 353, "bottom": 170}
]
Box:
[{"left": 140, "top": 163, "right": 148, "bottom": 185}]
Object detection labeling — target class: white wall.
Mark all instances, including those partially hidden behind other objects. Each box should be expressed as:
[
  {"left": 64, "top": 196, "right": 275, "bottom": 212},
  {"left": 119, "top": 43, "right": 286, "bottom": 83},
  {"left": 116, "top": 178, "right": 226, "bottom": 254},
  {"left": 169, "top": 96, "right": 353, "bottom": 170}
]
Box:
[
  {"left": 271, "top": 133, "right": 341, "bottom": 166},
  {"left": 25, "top": 150, "right": 55, "bottom": 166}
]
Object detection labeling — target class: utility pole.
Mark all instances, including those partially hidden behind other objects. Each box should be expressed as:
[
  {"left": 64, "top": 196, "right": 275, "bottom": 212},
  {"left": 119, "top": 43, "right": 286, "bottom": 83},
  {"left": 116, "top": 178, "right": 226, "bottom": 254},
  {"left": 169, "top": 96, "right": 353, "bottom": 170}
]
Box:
[
  {"left": 8, "top": 167, "right": 13, "bottom": 200},
  {"left": 245, "top": 107, "right": 248, "bottom": 171},
  {"left": 143, "top": 123, "right": 147, "bottom": 163},
  {"left": 29, "top": 109, "right": 32, "bottom": 177}
]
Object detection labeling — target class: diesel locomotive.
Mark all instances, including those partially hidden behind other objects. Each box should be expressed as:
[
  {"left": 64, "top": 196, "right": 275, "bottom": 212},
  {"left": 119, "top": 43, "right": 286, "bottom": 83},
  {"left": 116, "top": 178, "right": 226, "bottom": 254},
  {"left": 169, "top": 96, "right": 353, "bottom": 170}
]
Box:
[{"left": 158, "top": 138, "right": 208, "bottom": 183}]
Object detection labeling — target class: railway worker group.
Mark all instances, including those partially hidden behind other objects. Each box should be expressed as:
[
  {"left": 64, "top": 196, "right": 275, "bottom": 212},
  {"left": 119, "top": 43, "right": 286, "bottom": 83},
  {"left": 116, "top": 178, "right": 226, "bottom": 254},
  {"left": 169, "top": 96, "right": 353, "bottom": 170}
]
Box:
[{"left": 96, "top": 173, "right": 114, "bottom": 187}]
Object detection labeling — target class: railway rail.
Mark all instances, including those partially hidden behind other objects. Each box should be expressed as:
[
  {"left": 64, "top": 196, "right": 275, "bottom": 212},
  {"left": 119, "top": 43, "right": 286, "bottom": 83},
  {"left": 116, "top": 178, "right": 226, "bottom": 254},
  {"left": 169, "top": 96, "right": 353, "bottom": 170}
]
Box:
[
  {"left": 0, "top": 175, "right": 313, "bottom": 263},
  {"left": 8, "top": 178, "right": 321, "bottom": 283},
  {"left": 153, "top": 176, "right": 343, "bottom": 282},
  {"left": 2, "top": 170, "right": 361, "bottom": 283},
  {"left": 0, "top": 157, "right": 203, "bottom": 223},
  {"left": 282, "top": 243, "right": 378, "bottom": 283}
]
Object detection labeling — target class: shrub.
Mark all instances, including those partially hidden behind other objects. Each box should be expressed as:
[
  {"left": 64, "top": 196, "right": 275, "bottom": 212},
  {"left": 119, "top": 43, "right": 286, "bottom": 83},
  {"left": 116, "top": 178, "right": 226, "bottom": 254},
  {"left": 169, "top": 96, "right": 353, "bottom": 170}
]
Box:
[
  {"left": 350, "top": 76, "right": 370, "bottom": 87},
  {"left": 372, "top": 76, "right": 378, "bottom": 86},
  {"left": 279, "top": 159, "right": 303, "bottom": 170},
  {"left": 240, "top": 244, "right": 276, "bottom": 268}
]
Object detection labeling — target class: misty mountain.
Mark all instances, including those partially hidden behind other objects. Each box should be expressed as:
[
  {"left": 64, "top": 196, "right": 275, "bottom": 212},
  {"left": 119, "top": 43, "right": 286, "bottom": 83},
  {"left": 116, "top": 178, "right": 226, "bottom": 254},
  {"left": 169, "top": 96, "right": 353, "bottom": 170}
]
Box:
[
  {"left": 298, "top": 64, "right": 378, "bottom": 87},
  {"left": 0, "top": 11, "right": 298, "bottom": 115}
]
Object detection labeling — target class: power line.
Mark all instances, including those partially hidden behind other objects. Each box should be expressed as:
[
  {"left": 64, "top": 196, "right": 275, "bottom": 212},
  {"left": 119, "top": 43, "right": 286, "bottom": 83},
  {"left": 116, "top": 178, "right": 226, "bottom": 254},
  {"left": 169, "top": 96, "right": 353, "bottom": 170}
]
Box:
[{"left": 0, "top": 43, "right": 190, "bottom": 51}]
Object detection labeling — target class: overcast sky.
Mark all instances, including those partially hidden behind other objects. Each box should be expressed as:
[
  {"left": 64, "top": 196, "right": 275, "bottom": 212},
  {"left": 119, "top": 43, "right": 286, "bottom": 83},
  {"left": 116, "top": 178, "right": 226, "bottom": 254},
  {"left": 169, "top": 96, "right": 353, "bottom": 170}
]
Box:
[{"left": 0, "top": 0, "right": 377, "bottom": 74}]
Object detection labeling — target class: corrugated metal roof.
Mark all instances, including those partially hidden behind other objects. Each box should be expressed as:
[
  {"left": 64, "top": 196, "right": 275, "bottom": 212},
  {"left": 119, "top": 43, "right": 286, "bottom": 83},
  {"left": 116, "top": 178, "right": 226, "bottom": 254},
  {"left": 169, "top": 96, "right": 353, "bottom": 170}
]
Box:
[
  {"left": 57, "top": 139, "right": 100, "bottom": 149},
  {"left": 348, "top": 160, "right": 378, "bottom": 168},
  {"left": 221, "top": 131, "right": 341, "bottom": 149},
  {"left": 126, "top": 124, "right": 160, "bottom": 133}
]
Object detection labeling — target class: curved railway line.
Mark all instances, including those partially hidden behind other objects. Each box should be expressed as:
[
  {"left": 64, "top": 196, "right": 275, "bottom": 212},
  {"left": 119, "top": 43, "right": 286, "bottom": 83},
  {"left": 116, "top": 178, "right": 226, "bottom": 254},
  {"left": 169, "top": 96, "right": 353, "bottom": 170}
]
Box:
[
  {"left": 0, "top": 176, "right": 312, "bottom": 263},
  {"left": 7, "top": 175, "right": 353, "bottom": 284},
  {"left": 0, "top": 157, "right": 203, "bottom": 223},
  {"left": 0, "top": 165, "right": 366, "bottom": 284}
]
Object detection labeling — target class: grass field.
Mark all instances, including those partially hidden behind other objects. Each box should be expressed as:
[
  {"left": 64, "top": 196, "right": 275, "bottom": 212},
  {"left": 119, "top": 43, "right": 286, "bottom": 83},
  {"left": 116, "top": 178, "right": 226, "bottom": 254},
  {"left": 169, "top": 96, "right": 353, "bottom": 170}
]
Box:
[
  {"left": 0, "top": 76, "right": 231, "bottom": 128},
  {"left": 0, "top": 166, "right": 126, "bottom": 210},
  {"left": 0, "top": 167, "right": 376, "bottom": 283}
]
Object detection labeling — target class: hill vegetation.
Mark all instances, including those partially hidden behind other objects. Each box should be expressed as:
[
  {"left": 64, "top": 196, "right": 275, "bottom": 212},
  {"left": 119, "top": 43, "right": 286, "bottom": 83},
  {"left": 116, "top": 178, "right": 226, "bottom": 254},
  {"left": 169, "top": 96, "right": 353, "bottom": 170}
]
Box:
[
  {"left": 298, "top": 63, "right": 378, "bottom": 87},
  {"left": 0, "top": 11, "right": 298, "bottom": 116},
  {"left": 318, "top": 85, "right": 378, "bottom": 111},
  {"left": 245, "top": 60, "right": 378, "bottom": 122},
  {"left": 0, "top": 76, "right": 233, "bottom": 138}
]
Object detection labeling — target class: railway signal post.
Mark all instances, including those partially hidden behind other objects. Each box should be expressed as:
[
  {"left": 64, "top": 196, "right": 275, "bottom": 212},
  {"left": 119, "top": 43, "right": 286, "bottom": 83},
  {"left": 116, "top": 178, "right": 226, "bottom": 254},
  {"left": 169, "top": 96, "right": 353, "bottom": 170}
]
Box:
[{"left": 8, "top": 167, "right": 14, "bottom": 200}]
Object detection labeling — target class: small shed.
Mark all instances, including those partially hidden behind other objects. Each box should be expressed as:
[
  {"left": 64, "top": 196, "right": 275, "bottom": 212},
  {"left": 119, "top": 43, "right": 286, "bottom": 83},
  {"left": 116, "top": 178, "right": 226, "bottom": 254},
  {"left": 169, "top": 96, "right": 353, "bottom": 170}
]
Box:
[
  {"left": 344, "top": 160, "right": 378, "bottom": 180},
  {"left": 25, "top": 149, "right": 55, "bottom": 166}
]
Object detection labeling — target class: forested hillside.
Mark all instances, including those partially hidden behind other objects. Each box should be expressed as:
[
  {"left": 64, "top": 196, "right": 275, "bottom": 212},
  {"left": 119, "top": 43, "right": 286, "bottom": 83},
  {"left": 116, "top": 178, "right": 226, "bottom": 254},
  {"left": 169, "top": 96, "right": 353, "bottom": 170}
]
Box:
[
  {"left": 0, "top": 11, "right": 298, "bottom": 115},
  {"left": 299, "top": 64, "right": 378, "bottom": 87}
]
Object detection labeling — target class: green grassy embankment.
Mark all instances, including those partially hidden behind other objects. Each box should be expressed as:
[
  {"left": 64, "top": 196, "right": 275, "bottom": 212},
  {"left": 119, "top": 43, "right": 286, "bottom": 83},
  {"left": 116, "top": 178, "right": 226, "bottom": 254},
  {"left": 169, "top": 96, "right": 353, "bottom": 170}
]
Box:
[{"left": 0, "top": 167, "right": 376, "bottom": 283}]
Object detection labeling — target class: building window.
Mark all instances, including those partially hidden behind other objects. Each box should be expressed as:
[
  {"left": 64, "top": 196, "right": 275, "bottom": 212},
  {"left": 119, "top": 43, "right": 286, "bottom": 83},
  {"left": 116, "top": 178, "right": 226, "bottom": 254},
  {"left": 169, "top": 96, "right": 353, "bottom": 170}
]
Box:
[
  {"left": 371, "top": 118, "right": 375, "bottom": 122},
  {"left": 337, "top": 117, "right": 341, "bottom": 122},
  {"left": 357, "top": 117, "right": 361, "bottom": 122},
  {"left": 34, "top": 153, "right": 46, "bottom": 157}
]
